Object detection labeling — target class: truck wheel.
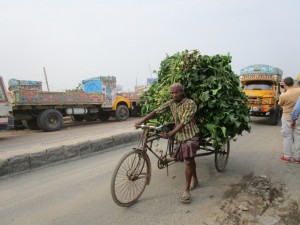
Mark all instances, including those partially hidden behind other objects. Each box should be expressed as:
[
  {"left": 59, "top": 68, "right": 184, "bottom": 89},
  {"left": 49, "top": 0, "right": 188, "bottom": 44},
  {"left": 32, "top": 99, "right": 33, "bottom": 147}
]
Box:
[
  {"left": 115, "top": 105, "right": 129, "bottom": 121},
  {"left": 84, "top": 113, "right": 98, "bottom": 121},
  {"left": 39, "top": 109, "right": 63, "bottom": 132},
  {"left": 22, "top": 119, "right": 40, "bottom": 130},
  {"left": 72, "top": 115, "right": 85, "bottom": 122},
  {"left": 269, "top": 109, "right": 278, "bottom": 125},
  {"left": 37, "top": 113, "right": 44, "bottom": 130},
  {"left": 98, "top": 112, "right": 110, "bottom": 121}
]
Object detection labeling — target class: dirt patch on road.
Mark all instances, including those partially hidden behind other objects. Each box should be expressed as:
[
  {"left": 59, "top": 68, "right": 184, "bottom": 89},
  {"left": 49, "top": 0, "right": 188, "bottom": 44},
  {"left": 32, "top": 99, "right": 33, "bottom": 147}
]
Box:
[{"left": 214, "top": 174, "right": 300, "bottom": 225}]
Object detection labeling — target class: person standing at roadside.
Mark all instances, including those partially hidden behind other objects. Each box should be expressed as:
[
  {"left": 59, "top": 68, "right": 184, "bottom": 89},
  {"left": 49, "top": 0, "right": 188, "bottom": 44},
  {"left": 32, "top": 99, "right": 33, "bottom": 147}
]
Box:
[
  {"left": 289, "top": 96, "right": 300, "bottom": 163},
  {"left": 278, "top": 77, "right": 300, "bottom": 163},
  {"left": 134, "top": 83, "right": 200, "bottom": 203}
]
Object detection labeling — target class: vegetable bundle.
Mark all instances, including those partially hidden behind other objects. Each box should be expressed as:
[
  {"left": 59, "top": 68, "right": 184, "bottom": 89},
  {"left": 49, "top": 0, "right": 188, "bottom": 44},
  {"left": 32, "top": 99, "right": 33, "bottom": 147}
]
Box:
[{"left": 141, "top": 50, "right": 251, "bottom": 147}]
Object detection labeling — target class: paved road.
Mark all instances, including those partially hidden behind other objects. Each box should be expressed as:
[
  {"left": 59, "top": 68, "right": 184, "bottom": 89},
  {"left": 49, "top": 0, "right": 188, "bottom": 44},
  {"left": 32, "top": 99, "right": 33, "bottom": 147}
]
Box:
[{"left": 0, "top": 117, "right": 299, "bottom": 225}]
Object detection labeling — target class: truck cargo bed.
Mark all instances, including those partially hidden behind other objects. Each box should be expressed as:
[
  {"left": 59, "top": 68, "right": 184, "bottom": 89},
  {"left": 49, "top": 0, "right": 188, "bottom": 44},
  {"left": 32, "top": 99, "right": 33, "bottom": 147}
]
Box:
[{"left": 10, "top": 90, "right": 104, "bottom": 105}]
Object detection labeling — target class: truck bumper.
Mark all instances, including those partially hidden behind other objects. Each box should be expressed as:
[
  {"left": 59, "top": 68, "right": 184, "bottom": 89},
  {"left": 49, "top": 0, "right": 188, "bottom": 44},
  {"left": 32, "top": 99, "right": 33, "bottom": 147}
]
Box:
[{"left": 250, "top": 106, "right": 273, "bottom": 117}]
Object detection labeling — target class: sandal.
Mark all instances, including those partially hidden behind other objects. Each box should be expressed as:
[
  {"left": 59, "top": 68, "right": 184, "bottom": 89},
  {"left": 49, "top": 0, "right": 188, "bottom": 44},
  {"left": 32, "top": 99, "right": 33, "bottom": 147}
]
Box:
[
  {"left": 180, "top": 191, "right": 191, "bottom": 203},
  {"left": 190, "top": 180, "right": 199, "bottom": 191}
]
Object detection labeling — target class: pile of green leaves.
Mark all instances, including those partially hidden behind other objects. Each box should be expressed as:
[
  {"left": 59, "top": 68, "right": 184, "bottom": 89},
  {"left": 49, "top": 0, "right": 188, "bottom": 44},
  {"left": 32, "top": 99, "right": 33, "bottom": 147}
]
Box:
[{"left": 141, "top": 50, "right": 250, "bottom": 148}]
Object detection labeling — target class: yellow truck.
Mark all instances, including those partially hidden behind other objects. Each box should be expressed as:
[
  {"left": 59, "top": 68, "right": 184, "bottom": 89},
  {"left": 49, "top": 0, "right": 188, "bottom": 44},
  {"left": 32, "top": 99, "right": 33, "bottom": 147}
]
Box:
[{"left": 239, "top": 64, "right": 283, "bottom": 125}]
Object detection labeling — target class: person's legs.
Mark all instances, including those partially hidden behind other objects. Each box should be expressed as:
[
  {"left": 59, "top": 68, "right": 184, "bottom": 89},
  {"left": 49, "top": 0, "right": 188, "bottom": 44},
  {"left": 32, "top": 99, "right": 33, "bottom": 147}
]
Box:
[
  {"left": 180, "top": 135, "right": 199, "bottom": 202},
  {"left": 293, "top": 118, "right": 300, "bottom": 161},
  {"left": 190, "top": 158, "right": 198, "bottom": 189},
  {"left": 180, "top": 158, "right": 194, "bottom": 203},
  {"left": 185, "top": 157, "right": 198, "bottom": 189},
  {"left": 185, "top": 158, "right": 193, "bottom": 191},
  {"left": 281, "top": 118, "right": 293, "bottom": 160}
]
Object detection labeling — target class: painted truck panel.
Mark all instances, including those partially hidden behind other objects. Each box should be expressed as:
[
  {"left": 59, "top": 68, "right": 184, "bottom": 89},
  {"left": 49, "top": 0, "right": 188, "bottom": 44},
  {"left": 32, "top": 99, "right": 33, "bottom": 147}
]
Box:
[
  {"left": 82, "top": 76, "right": 117, "bottom": 107},
  {"left": 240, "top": 64, "right": 283, "bottom": 76},
  {"left": 10, "top": 90, "right": 104, "bottom": 105},
  {"left": 8, "top": 79, "right": 42, "bottom": 91}
]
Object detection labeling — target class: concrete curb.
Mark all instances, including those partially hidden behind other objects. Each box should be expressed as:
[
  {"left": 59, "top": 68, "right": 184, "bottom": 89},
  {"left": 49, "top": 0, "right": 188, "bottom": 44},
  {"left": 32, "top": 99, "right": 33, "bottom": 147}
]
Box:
[{"left": 0, "top": 131, "right": 142, "bottom": 179}]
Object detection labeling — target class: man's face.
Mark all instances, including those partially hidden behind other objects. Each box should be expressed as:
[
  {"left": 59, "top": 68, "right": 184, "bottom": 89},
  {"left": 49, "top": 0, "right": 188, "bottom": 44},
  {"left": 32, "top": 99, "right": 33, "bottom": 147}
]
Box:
[{"left": 170, "top": 87, "right": 183, "bottom": 102}]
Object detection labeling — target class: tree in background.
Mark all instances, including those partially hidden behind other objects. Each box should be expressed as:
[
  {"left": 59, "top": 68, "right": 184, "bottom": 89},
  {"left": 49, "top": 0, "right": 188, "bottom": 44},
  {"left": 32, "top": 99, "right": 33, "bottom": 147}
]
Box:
[{"left": 65, "top": 83, "right": 84, "bottom": 92}]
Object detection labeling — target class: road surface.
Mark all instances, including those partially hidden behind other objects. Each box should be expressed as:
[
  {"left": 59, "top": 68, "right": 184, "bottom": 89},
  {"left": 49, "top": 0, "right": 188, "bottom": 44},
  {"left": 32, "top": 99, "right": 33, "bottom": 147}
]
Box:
[{"left": 0, "top": 117, "right": 299, "bottom": 225}]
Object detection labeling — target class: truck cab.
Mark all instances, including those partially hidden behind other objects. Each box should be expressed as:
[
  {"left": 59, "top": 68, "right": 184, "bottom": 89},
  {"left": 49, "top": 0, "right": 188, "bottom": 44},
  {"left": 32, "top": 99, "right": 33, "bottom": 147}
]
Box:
[{"left": 240, "top": 64, "right": 283, "bottom": 125}]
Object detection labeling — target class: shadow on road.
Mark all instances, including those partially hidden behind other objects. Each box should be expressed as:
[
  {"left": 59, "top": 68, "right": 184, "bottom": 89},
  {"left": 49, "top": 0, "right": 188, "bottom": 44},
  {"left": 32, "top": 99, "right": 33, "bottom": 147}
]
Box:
[{"left": 249, "top": 116, "right": 282, "bottom": 126}]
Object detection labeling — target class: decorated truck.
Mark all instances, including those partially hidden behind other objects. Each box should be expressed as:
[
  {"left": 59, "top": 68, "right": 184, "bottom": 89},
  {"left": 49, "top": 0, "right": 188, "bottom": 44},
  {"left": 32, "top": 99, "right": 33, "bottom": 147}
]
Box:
[
  {"left": 239, "top": 64, "right": 283, "bottom": 125},
  {"left": 5, "top": 76, "right": 131, "bottom": 132},
  {"left": 0, "top": 76, "right": 11, "bottom": 131}
]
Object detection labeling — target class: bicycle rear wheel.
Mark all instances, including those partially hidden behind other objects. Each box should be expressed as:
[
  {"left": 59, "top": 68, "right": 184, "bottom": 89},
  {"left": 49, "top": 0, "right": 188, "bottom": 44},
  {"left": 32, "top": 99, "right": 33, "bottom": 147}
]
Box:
[
  {"left": 215, "top": 139, "right": 230, "bottom": 172},
  {"left": 111, "top": 149, "right": 151, "bottom": 207}
]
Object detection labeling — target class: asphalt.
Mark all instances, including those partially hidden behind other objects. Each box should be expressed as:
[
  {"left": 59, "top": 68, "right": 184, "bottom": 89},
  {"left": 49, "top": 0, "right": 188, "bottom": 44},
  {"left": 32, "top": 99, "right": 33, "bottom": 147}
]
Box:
[{"left": 0, "top": 125, "right": 142, "bottom": 180}]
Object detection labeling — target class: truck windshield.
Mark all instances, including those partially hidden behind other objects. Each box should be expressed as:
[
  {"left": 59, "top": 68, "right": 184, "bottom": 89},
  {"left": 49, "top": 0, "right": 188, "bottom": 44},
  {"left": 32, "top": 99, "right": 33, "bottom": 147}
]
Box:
[{"left": 244, "top": 82, "right": 272, "bottom": 90}]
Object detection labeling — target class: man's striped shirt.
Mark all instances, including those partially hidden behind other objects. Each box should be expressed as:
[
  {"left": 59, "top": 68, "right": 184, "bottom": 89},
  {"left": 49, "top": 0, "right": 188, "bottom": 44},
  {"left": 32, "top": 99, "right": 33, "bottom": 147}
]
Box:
[{"left": 154, "top": 98, "right": 199, "bottom": 141}]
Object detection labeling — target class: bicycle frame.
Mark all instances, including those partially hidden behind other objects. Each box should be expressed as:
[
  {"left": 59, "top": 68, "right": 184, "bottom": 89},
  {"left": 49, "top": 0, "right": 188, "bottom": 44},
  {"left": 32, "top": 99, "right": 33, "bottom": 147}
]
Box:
[{"left": 137, "top": 124, "right": 176, "bottom": 170}]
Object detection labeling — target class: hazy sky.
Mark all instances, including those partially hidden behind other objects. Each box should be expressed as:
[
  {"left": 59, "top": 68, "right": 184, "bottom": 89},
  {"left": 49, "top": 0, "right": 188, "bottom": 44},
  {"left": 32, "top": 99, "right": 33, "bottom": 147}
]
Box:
[{"left": 0, "top": 0, "right": 299, "bottom": 92}]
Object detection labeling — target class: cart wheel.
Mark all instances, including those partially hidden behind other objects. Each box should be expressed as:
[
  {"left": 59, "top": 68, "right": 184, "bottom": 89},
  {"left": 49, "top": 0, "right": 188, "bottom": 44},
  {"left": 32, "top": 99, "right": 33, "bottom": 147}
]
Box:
[
  {"left": 215, "top": 139, "right": 230, "bottom": 172},
  {"left": 111, "top": 149, "right": 151, "bottom": 207}
]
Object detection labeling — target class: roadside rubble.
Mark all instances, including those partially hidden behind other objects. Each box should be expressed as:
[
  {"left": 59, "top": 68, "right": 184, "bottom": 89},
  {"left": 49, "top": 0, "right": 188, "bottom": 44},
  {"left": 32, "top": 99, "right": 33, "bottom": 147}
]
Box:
[{"left": 213, "top": 174, "right": 300, "bottom": 225}]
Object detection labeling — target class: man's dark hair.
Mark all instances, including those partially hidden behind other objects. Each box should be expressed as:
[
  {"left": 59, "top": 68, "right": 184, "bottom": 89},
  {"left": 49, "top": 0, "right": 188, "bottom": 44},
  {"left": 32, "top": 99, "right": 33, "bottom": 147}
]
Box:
[{"left": 283, "top": 77, "right": 294, "bottom": 87}]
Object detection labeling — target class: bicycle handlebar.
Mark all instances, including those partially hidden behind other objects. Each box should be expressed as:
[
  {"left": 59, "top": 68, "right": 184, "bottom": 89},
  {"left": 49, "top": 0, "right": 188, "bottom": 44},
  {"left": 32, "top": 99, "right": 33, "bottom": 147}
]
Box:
[
  {"left": 136, "top": 123, "right": 174, "bottom": 133},
  {"left": 137, "top": 124, "right": 164, "bottom": 131}
]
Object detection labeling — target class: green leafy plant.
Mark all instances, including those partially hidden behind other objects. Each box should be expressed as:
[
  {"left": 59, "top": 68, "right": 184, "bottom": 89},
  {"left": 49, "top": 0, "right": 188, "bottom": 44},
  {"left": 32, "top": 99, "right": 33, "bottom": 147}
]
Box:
[{"left": 140, "top": 50, "right": 251, "bottom": 148}]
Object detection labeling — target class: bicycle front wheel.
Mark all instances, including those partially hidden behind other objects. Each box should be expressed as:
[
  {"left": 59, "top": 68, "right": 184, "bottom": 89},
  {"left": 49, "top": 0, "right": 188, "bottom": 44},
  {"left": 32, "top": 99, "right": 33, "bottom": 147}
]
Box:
[{"left": 111, "top": 149, "right": 151, "bottom": 207}]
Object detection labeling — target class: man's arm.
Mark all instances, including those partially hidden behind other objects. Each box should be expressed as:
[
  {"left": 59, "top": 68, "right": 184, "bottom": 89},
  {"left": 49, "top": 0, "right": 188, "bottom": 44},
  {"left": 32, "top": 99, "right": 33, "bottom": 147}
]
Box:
[
  {"left": 134, "top": 111, "right": 157, "bottom": 128},
  {"left": 291, "top": 97, "right": 300, "bottom": 128},
  {"left": 161, "top": 123, "right": 185, "bottom": 139},
  {"left": 278, "top": 94, "right": 284, "bottom": 106},
  {"left": 134, "top": 100, "right": 171, "bottom": 128}
]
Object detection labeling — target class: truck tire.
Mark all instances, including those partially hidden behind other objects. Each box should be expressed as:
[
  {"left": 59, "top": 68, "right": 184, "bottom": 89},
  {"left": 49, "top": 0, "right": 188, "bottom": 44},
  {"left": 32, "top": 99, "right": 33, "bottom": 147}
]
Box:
[
  {"left": 115, "top": 105, "right": 129, "bottom": 121},
  {"left": 37, "top": 113, "right": 43, "bottom": 130},
  {"left": 84, "top": 113, "right": 98, "bottom": 121},
  {"left": 269, "top": 108, "right": 279, "bottom": 125},
  {"left": 22, "top": 119, "right": 40, "bottom": 130},
  {"left": 98, "top": 112, "right": 110, "bottom": 121},
  {"left": 72, "top": 115, "right": 85, "bottom": 122},
  {"left": 39, "top": 109, "right": 63, "bottom": 132}
]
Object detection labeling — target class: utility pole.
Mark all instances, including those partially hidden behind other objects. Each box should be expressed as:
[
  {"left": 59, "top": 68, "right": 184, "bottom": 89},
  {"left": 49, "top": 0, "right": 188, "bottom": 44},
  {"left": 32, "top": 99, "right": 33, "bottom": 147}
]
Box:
[
  {"left": 148, "top": 64, "right": 152, "bottom": 78},
  {"left": 43, "top": 67, "right": 50, "bottom": 92}
]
